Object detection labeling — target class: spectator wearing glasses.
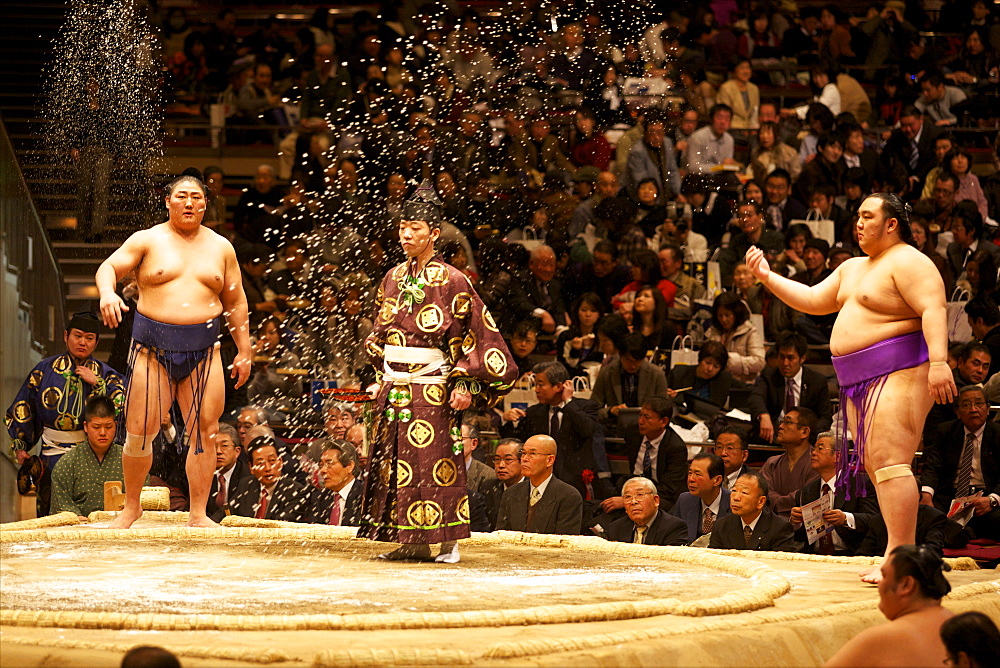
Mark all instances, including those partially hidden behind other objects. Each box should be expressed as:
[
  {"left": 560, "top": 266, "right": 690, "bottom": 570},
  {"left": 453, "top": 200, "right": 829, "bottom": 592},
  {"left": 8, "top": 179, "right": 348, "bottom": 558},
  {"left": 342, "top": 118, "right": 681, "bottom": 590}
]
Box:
[
  {"left": 760, "top": 407, "right": 821, "bottom": 519},
  {"left": 495, "top": 434, "right": 583, "bottom": 534},
  {"left": 713, "top": 426, "right": 751, "bottom": 490},
  {"left": 603, "top": 477, "right": 689, "bottom": 546}
]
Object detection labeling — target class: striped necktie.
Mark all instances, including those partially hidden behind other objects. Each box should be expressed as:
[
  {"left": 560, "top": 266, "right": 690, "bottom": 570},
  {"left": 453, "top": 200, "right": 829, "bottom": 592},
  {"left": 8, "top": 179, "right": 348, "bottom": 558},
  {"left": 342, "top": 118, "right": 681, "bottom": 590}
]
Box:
[{"left": 956, "top": 433, "right": 976, "bottom": 498}]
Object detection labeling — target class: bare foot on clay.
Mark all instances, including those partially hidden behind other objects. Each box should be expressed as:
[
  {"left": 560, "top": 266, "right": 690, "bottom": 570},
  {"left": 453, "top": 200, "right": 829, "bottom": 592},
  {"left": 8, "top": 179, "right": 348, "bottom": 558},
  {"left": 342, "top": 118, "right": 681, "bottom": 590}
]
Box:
[
  {"left": 859, "top": 563, "right": 883, "bottom": 584},
  {"left": 108, "top": 507, "right": 143, "bottom": 529},
  {"left": 187, "top": 515, "right": 219, "bottom": 528}
]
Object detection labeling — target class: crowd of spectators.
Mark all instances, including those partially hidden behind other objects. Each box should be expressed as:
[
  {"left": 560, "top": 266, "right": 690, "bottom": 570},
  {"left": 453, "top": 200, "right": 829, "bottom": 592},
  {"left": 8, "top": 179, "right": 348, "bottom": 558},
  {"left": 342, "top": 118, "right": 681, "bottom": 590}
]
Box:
[{"left": 78, "top": 1, "right": 1000, "bottom": 548}]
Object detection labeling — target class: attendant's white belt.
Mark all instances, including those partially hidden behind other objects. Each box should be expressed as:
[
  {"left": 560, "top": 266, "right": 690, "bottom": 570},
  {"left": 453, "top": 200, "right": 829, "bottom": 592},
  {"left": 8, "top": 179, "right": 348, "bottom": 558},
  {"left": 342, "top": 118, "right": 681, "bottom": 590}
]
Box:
[
  {"left": 383, "top": 345, "right": 451, "bottom": 385},
  {"left": 41, "top": 427, "right": 85, "bottom": 456}
]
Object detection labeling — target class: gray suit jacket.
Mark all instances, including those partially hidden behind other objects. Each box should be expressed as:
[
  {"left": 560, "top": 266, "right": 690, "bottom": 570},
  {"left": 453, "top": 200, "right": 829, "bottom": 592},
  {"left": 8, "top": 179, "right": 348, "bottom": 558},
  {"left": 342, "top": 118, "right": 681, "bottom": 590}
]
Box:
[
  {"left": 496, "top": 476, "right": 583, "bottom": 535},
  {"left": 467, "top": 458, "right": 498, "bottom": 496},
  {"left": 591, "top": 359, "right": 669, "bottom": 416}
]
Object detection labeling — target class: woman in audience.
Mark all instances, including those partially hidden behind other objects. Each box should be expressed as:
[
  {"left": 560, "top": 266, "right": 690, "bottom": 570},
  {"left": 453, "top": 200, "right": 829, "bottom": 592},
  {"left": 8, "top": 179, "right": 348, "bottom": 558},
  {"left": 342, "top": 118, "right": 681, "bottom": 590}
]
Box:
[
  {"left": 634, "top": 178, "right": 667, "bottom": 238},
  {"left": 557, "top": 293, "right": 606, "bottom": 374},
  {"left": 739, "top": 10, "right": 782, "bottom": 62},
  {"left": 940, "top": 611, "right": 1000, "bottom": 668},
  {"left": 909, "top": 205, "right": 955, "bottom": 296},
  {"left": 249, "top": 317, "right": 305, "bottom": 420},
  {"left": 774, "top": 223, "right": 813, "bottom": 278},
  {"left": 715, "top": 58, "right": 760, "bottom": 130},
  {"left": 703, "top": 291, "right": 765, "bottom": 383},
  {"left": 874, "top": 72, "right": 907, "bottom": 126},
  {"left": 584, "top": 64, "right": 629, "bottom": 126},
  {"left": 666, "top": 340, "right": 733, "bottom": 407},
  {"left": 679, "top": 67, "right": 716, "bottom": 120},
  {"left": 795, "top": 103, "right": 836, "bottom": 163},
  {"left": 569, "top": 107, "right": 612, "bottom": 170},
  {"left": 613, "top": 248, "right": 676, "bottom": 308},
  {"left": 961, "top": 247, "right": 998, "bottom": 299},
  {"left": 946, "top": 27, "right": 998, "bottom": 94},
  {"left": 633, "top": 284, "right": 674, "bottom": 352},
  {"left": 731, "top": 261, "right": 759, "bottom": 303},
  {"left": 750, "top": 121, "right": 801, "bottom": 184},
  {"left": 947, "top": 147, "right": 990, "bottom": 220},
  {"left": 596, "top": 314, "right": 630, "bottom": 367}
]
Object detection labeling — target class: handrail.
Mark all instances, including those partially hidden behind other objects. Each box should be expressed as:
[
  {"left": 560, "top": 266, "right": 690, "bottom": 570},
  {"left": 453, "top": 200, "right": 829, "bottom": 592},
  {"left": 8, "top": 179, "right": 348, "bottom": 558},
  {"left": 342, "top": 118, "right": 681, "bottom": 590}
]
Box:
[{"left": 0, "top": 113, "right": 66, "bottom": 358}]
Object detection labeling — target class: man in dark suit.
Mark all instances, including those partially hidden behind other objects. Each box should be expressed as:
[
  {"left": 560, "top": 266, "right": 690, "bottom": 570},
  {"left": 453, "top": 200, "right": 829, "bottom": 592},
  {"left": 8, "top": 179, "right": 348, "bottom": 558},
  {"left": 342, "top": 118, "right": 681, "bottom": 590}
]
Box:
[
  {"left": 709, "top": 472, "right": 799, "bottom": 551},
  {"left": 790, "top": 431, "right": 879, "bottom": 555},
  {"left": 504, "top": 361, "right": 612, "bottom": 500},
  {"left": 604, "top": 477, "right": 688, "bottom": 546},
  {"left": 764, "top": 169, "right": 808, "bottom": 232},
  {"left": 748, "top": 332, "right": 833, "bottom": 443},
  {"left": 312, "top": 439, "right": 363, "bottom": 526},
  {"left": 670, "top": 453, "right": 732, "bottom": 543},
  {"left": 229, "top": 435, "right": 312, "bottom": 523},
  {"left": 945, "top": 202, "right": 1000, "bottom": 280},
  {"left": 508, "top": 245, "right": 568, "bottom": 335},
  {"left": 965, "top": 295, "right": 1000, "bottom": 382},
  {"left": 602, "top": 397, "right": 687, "bottom": 513},
  {"left": 713, "top": 426, "right": 751, "bottom": 490},
  {"left": 924, "top": 342, "right": 992, "bottom": 439},
  {"left": 920, "top": 385, "right": 1000, "bottom": 540},
  {"left": 207, "top": 423, "right": 253, "bottom": 522},
  {"left": 879, "top": 105, "right": 941, "bottom": 199},
  {"left": 591, "top": 333, "right": 669, "bottom": 435},
  {"left": 496, "top": 435, "right": 583, "bottom": 534}
]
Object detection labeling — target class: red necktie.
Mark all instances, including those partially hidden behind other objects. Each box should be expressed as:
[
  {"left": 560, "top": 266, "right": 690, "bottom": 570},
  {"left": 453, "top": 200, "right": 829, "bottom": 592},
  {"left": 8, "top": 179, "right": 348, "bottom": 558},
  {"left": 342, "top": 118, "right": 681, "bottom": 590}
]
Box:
[
  {"left": 328, "top": 492, "right": 342, "bottom": 526},
  {"left": 215, "top": 472, "right": 226, "bottom": 508},
  {"left": 255, "top": 488, "right": 269, "bottom": 519},
  {"left": 818, "top": 483, "right": 834, "bottom": 555}
]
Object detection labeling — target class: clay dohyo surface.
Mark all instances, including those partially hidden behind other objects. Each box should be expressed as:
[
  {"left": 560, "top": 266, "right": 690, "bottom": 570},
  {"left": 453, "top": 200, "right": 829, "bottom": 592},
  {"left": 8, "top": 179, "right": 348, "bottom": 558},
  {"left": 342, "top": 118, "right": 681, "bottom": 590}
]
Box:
[
  {"left": 1, "top": 536, "right": 746, "bottom": 615},
  {"left": 1, "top": 514, "right": 997, "bottom": 667}
]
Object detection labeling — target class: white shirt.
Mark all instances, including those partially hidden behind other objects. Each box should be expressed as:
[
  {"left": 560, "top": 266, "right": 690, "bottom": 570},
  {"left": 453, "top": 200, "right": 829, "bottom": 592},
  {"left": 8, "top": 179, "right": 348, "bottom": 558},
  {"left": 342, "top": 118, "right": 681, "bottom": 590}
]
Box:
[
  {"left": 549, "top": 400, "right": 568, "bottom": 433},
  {"left": 725, "top": 468, "right": 741, "bottom": 490},
  {"left": 330, "top": 477, "right": 355, "bottom": 525},
  {"left": 921, "top": 423, "right": 997, "bottom": 504},
  {"left": 818, "top": 472, "right": 856, "bottom": 549},
  {"left": 795, "top": 83, "right": 841, "bottom": 118},
  {"left": 530, "top": 473, "right": 553, "bottom": 502},
  {"left": 742, "top": 511, "right": 763, "bottom": 534},
  {"left": 633, "top": 429, "right": 666, "bottom": 479}
]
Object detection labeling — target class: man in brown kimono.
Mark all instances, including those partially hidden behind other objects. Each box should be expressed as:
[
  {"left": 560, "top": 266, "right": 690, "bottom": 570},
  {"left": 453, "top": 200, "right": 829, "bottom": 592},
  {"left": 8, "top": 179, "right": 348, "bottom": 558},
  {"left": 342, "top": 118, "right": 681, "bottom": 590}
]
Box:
[{"left": 361, "top": 184, "right": 518, "bottom": 563}]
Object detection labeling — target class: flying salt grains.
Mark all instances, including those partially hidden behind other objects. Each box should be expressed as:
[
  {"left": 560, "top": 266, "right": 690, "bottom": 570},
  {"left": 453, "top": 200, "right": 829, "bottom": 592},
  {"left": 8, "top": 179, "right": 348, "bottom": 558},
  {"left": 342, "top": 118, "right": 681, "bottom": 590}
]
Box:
[{"left": 42, "top": 0, "right": 163, "bottom": 228}]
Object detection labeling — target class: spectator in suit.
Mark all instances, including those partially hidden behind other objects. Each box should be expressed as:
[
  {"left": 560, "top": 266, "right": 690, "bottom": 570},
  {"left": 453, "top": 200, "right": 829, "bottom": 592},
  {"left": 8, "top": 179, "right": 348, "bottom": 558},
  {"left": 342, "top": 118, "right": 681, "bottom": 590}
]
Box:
[
  {"left": 658, "top": 244, "right": 707, "bottom": 329},
  {"left": 840, "top": 122, "right": 878, "bottom": 192},
  {"left": 749, "top": 332, "right": 833, "bottom": 443},
  {"left": 826, "top": 545, "right": 954, "bottom": 668},
  {"left": 487, "top": 437, "right": 524, "bottom": 528},
  {"left": 720, "top": 200, "right": 786, "bottom": 288},
  {"left": 620, "top": 109, "right": 681, "bottom": 202},
  {"left": 591, "top": 333, "right": 668, "bottom": 435},
  {"left": 966, "top": 295, "right": 1000, "bottom": 381},
  {"left": 789, "top": 431, "right": 879, "bottom": 555},
  {"left": 856, "top": 503, "right": 950, "bottom": 557},
  {"left": 666, "top": 341, "right": 733, "bottom": 411},
  {"left": 313, "top": 439, "right": 363, "bottom": 526},
  {"left": 920, "top": 385, "right": 1000, "bottom": 540},
  {"left": 947, "top": 202, "right": 1000, "bottom": 281},
  {"left": 924, "top": 343, "right": 992, "bottom": 438},
  {"left": 760, "top": 406, "right": 821, "bottom": 519},
  {"left": 604, "top": 477, "right": 689, "bottom": 546},
  {"left": 602, "top": 397, "right": 688, "bottom": 514},
  {"left": 879, "top": 105, "right": 941, "bottom": 198},
  {"left": 509, "top": 245, "right": 569, "bottom": 335},
  {"left": 763, "top": 169, "right": 808, "bottom": 232},
  {"left": 236, "top": 405, "right": 268, "bottom": 452},
  {"left": 496, "top": 434, "right": 583, "bottom": 534},
  {"left": 207, "top": 423, "right": 251, "bottom": 522},
  {"left": 462, "top": 419, "right": 499, "bottom": 497},
  {"left": 670, "top": 453, "right": 732, "bottom": 544},
  {"left": 229, "top": 434, "right": 312, "bottom": 523},
  {"left": 503, "top": 361, "right": 612, "bottom": 500},
  {"left": 713, "top": 426, "right": 751, "bottom": 490},
  {"left": 709, "top": 471, "right": 799, "bottom": 551}
]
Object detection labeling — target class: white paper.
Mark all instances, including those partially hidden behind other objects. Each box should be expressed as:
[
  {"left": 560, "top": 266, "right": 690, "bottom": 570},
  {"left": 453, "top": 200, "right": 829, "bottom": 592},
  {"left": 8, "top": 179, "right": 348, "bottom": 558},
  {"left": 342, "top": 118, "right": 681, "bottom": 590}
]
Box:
[
  {"left": 725, "top": 408, "right": 752, "bottom": 422},
  {"left": 801, "top": 494, "right": 834, "bottom": 545}
]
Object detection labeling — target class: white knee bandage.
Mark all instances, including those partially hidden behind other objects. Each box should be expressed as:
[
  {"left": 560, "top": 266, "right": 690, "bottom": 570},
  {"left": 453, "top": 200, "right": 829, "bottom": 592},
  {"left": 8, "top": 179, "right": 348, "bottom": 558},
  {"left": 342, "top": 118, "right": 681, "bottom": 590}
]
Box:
[
  {"left": 123, "top": 431, "right": 155, "bottom": 457},
  {"left": 874, "top": 464, "right": 914, "bottom": 484}
]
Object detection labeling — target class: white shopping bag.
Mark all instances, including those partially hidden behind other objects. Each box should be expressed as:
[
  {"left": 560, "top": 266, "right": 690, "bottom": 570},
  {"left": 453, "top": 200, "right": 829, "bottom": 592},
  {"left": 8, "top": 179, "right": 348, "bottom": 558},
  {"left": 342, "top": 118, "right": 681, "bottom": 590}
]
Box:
[
  {"left": 503, "top": 372, "right": 537, "bottom": 414},
  {"left": 947, "top": 287, "right": 973, "bottom": 342},
  {"left": 669, "top": 335, "right": 699, "bottom": 369},
  {"left": 792, "top": 209, "right": 836, "bottom": 246},
  {"left": 571, "top": 375, "right": 592, "bottom": 400}
]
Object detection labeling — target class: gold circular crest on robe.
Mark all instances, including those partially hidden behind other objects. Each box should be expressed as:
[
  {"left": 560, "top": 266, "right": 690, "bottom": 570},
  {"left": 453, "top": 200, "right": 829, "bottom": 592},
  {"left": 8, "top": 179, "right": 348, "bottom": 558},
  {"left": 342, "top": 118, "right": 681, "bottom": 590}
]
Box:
[
  {"left": 28, "top": 370, "right": 43, "bottom": 389},
  {"left": 379, "top": 297, "right": 399, "bottom": 325},
  {"left": 41, "top": 387, "right": 63, "bottom": 410},
  {"left": 385, "top": 328, "right": 406, "bottom": 347},
  {"left": 456, "top": 495, "right": 470, "bottom": 523},
  {"left": 86, "top": 360, "right": 100, "bottom": 375},
  {"left": 482, "top": 308, "right": 499, "bottom": 332},
  {"left": 407, "top": 419, "right": 435, "bottom": 448},
  {"left": 12, "top": 401, "right": 31, "bottom": 422},
  {"left": 55, "top": 414, "right": 76, "bottom": 431},
  {"left": 422, "top": 262, "right": 449, "bottom": 287},
  {"left": 451, "top": 292, "right": 473, "bottom": 317},
  {"left": 462, "top": 331, "right": 477, "bottom": 356},
  {"left": 397, "top": 460, "right": 413, "bottom": 487},
  {"left": 391, "top": 264, "right": 408, "bottom": 281},
  {"left": 484, "top": 347, "right": 509, "bottom": 377},
  {"left": 416, "top": 304, "right": 444, "bottom": 333},
  {"left": 52, "top": 356, "right": 72, "bottom": 374},
  {"left": 423, "top": 384, "right": 445, "bottom": 406},
  {"left": 448, "top": 336, "right": 462, "bottom": 360},
  {"left": 407, "top": 500, "right": 443, "bottom": 528},
  {"left": 432, "top": 458, "right": 458, "bottom": 486},
  {"left": 379, "top": 458, "right": 393, "bottom": 486}
]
